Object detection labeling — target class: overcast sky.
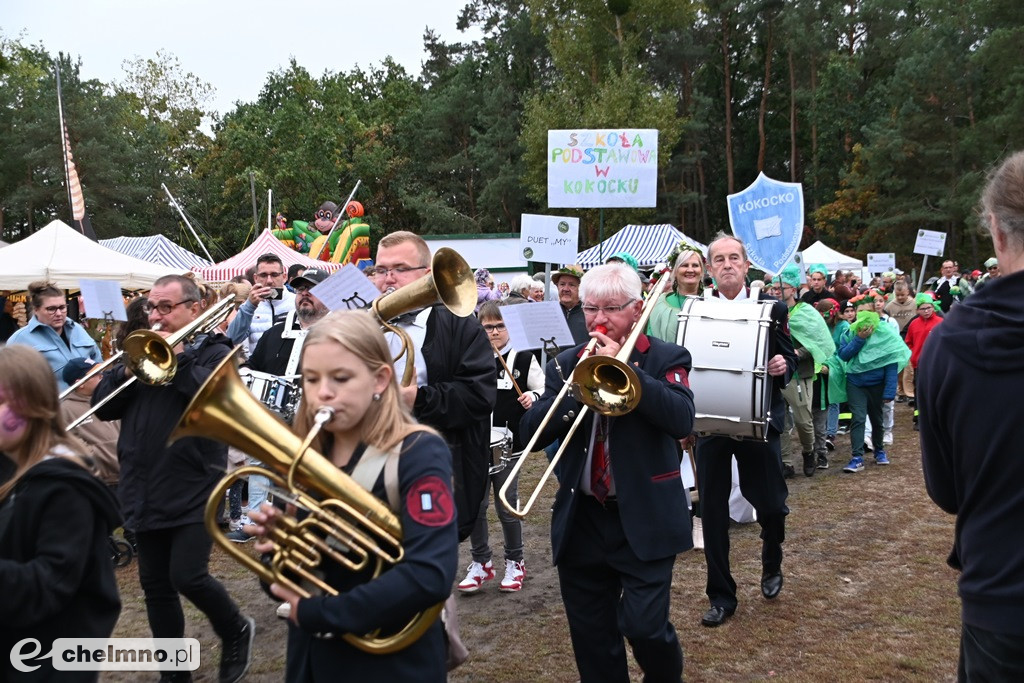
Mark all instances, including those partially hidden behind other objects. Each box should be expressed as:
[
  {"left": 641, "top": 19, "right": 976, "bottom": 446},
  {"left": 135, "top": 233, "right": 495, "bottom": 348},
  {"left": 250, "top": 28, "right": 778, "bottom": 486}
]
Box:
[{"left": 2, "top": 0, "right": 480, "bottom": 117}]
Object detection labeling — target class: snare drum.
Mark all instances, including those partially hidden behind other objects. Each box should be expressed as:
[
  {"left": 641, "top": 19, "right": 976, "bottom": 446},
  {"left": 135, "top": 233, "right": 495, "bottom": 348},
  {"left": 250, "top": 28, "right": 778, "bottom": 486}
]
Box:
[
  {"left": 488, "top": 427, "right": 513, "bottom": 475},
  {"left": 241, "top": 369, "right": 301, "bottom": 424},
  {"left": 676, "top": 297, "right": 774, "bottom": 440}
]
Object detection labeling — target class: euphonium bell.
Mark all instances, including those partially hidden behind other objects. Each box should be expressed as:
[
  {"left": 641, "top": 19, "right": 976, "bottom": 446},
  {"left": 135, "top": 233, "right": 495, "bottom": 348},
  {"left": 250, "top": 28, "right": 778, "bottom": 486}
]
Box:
[
  {"left": 373, "top": 246, "right": 476, "bottom": 385},
  {"left": 175, "top": 346, "right": 442, "bottom": 654}
]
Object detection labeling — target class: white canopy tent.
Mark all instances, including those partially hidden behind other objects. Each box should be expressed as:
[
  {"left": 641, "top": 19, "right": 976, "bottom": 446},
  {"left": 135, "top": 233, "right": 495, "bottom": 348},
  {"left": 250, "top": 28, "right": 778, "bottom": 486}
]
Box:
[
  {"left": 801, "top": 240, "right": 863, "bottom": 272},
  {"left": 0, "top": 220, "right": 184, "bottom": 290}
]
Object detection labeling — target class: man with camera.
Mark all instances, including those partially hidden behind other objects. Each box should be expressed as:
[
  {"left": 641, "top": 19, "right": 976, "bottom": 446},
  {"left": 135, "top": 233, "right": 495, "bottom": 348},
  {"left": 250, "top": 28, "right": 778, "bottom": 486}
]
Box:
[{"left": 226, "top": 253, "right": 296, "bottom": 350}]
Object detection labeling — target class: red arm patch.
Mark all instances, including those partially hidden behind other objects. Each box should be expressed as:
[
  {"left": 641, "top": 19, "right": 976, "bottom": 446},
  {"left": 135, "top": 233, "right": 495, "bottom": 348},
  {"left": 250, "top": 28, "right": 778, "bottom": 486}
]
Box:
[
  {"left": 665, "top": 366, "right": 690, "bottom": 388},
  {"left": 405, "top": 475, "right": 455, "bottom": 527}
]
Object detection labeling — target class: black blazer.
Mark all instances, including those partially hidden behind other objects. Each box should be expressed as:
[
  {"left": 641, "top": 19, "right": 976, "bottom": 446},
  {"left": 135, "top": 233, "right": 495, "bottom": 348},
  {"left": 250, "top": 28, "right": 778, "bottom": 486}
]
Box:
[
  {"left": 413, "top": 306, "right": 497, "bottom": 541},
  {"left": 521, "top": 334, "right": 695, "bottom": 563}
]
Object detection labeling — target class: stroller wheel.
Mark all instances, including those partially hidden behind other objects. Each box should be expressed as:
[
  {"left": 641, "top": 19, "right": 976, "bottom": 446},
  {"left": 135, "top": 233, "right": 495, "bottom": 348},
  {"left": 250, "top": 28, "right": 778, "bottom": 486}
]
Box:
[{"left": 110, "top": 538, "right": 134, "bottom": 567}]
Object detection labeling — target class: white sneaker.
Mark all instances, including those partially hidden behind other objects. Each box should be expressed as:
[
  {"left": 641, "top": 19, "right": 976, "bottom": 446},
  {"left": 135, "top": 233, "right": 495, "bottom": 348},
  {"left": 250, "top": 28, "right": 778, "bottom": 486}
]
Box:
[
  {"left": 691, "top": 516, "right": 705, "bottom": 551},
  {"left": 457, "top": 561, "right": 494, "bottom": 593},
  {"left": 229, "top": 518, "right": 242, "bottom": 532},
  {"left": 499, "top": 560, "right": 526, "bottom": 592},
  {"left": 883, "top": 431, "right": 893, "bottom": 445},
  {"left": 276, "top": 602, "right": 291, "bottom": 620}
]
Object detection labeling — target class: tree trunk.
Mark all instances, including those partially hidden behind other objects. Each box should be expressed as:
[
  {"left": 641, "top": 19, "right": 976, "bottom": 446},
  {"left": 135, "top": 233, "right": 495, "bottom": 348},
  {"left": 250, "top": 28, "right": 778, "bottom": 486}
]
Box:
[
  {"left": 757, "top": 17, "right": 775, "bottom": 173},
  {"left": 721, "top": 10, "right": 735, "bottom": 194},
  {"left": 788, "top": 48, "right": 798, "bottom": 183}
]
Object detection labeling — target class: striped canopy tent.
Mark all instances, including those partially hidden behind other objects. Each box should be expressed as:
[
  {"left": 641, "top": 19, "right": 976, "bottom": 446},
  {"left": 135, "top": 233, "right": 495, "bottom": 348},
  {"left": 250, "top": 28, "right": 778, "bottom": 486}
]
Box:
[
  {"left": 576, "top": 224, "right": 707, "bottom": 269},
  {"left": 194, "top": 229, "right": 344, "bottom": 282},
  {"left": 100, "top": 234, "right": 211, "bottom": 270}
]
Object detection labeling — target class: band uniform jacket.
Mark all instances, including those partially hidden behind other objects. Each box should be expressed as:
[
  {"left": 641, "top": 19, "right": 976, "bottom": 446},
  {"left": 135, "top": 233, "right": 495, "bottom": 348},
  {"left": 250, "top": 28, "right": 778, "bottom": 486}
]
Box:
[
  {"left": 92, "top": 333, "right": 233, "bottom": 532},
  {"left": 520, "top": 334, "right": 696, "bottom": 563},
  {"left": 412, "top": 306, "right": 497, "bottom": 541}
]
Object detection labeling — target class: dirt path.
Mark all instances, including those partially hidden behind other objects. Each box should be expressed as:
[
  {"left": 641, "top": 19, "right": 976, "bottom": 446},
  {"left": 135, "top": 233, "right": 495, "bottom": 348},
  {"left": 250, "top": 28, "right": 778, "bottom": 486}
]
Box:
[{"left": 105, "top": 403, "right": 959, "bottom": 681}]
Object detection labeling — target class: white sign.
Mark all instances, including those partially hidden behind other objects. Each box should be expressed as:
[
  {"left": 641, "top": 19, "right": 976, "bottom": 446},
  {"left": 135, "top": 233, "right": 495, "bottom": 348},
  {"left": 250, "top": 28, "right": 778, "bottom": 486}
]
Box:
[
  {"left": 547, "top": 129, "right": 658, "bottom": 208},
  {"left": 78, "top": 279, "right": 127, "bottom": 321},
  {"left": 309, "top": 264, "right": 380, "bottom": 312},
  {"left": 499, "top": 300, "right": 576, "bottom": 351},
  {"left": 520, "top": 214, "right": 579, "bottom": 264},
  {"left": 913, "top": 230, "right": 947, "bottom": 258},
  {"left": 867, "top": 253, "right": 896, "bottom": 273}
]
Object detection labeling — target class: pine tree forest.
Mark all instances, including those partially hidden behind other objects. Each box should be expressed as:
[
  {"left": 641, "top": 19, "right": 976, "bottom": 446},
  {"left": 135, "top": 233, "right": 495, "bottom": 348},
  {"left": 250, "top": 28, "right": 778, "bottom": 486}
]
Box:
[{"left": 2, "top": 0, "right": 1023, "bottom": 270}]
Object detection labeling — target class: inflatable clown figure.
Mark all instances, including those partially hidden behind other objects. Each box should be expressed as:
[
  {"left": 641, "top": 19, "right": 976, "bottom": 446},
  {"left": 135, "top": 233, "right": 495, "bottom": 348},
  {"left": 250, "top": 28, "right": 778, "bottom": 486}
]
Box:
[{"left": 272, "top": 200, "right": 371, "bottom": 265}]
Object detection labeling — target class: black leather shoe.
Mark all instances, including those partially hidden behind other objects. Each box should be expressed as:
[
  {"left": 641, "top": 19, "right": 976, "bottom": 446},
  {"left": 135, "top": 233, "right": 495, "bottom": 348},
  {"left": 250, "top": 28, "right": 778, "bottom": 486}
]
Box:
[
  {"left": 701, "top": 605, "right": 735, "bottom": 627},
  {"left": 761, "top": 571, "right": 784, "bottom": 599},
  {"left": 782, "top": 463, "right": 795, "bottom": 479}
]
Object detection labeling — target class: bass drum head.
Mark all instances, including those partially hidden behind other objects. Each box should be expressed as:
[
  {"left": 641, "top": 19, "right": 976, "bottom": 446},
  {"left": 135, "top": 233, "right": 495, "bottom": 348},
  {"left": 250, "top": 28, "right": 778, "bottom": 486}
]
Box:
[{"left": 676, "top": 297, "right": 773, "bottom": 440}]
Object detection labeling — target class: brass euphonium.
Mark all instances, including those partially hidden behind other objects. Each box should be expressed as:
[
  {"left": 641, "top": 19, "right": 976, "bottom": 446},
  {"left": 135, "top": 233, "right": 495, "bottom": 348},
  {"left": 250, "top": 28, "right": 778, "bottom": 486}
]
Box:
[
  {"left": 175, "top": 347, "right": 442, "bottom": 654},
  {"left": 373, "top": 247, "right": 477, "bottom": 386}
]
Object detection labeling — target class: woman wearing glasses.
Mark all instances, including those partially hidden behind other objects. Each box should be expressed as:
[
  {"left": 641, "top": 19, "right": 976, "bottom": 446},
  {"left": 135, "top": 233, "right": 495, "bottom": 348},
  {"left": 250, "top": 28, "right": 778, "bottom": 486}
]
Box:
[{"left": 7, "top": 280, "right": 102, "bottom": 391}]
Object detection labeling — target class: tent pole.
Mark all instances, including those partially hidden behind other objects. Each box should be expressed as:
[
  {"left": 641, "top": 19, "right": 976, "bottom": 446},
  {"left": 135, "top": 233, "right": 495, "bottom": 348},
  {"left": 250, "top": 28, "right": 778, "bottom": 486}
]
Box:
[{"left": 161, "top": 184, "right": 214, "bottom": 263}]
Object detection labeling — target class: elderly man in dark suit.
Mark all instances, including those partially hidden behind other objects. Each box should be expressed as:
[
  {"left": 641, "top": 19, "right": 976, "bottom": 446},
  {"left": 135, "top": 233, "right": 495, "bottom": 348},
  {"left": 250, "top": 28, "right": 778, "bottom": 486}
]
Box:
[
  {"left": 521, "top": 262, "right": 695, "bottom": 683},
  {"left": 697, "top": 234, "right": 799, "bottom": 628}
]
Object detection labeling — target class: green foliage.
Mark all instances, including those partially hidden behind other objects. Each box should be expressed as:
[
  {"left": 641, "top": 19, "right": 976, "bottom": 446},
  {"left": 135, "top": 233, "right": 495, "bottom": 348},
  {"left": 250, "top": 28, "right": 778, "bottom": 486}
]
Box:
[{"left": 3, "top": 0, "right": 1024, "bottom": 272}]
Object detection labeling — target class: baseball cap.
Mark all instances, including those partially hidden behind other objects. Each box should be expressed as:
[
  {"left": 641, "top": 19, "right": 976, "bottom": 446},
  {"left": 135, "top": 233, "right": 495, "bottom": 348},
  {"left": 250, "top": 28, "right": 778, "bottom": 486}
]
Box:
[
  {"left": 63, "top": 357, "right": 97, "bottom": 387},
  {"left": 291, "top": 268, "right": 330, "bottom": 289}
]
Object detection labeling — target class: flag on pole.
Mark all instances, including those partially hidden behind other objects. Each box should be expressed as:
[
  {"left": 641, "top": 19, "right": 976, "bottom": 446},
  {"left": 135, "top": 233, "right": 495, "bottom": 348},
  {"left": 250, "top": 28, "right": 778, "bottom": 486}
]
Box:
[{"left": 56, "top": 57, "right": 97, "bottom": 241}]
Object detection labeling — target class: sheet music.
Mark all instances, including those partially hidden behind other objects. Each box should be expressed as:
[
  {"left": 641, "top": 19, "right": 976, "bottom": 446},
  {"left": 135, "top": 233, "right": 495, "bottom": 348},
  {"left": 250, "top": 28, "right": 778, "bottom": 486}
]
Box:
[
  {"left": 309, "top": 264, "right": 381, "bottom": 312},
  {"left": 500, "top": 301, "right": 576, "bottom": 351},
  {"left": 78, "top": 279, "right": 127, "bottom": 321}
]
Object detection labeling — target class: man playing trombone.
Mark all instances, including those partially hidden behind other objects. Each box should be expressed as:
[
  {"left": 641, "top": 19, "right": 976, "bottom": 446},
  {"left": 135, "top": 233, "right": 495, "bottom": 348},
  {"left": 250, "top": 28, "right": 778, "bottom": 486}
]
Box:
[
  {"left": 519, "top": 263, "right": 696, "bottom": 683},
  {"left": 91, "top": 275, "right": 255, "bottom": 683}
]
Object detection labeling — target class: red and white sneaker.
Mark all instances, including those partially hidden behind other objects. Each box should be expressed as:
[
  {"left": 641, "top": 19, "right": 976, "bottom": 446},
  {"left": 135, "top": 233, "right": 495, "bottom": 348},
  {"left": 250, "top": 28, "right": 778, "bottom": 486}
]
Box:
[
  {"left": 499, "top": 559, "right": 526, "bottom": 592},
  {"left": 457, "top": 561, "right": 494, "bottom": 593}
]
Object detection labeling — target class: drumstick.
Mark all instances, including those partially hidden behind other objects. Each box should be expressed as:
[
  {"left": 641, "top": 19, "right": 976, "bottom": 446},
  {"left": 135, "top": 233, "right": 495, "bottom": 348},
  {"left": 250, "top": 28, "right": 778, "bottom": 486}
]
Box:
[{"left": 495, "top": 350, "right": 524, "bottom": 397}]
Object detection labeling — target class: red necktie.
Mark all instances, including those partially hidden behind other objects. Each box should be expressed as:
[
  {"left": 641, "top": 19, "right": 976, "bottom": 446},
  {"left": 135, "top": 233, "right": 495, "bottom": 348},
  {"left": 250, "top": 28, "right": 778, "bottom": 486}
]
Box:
[{"left": 591, "top": 415, "right": 611, "bottom": 503}]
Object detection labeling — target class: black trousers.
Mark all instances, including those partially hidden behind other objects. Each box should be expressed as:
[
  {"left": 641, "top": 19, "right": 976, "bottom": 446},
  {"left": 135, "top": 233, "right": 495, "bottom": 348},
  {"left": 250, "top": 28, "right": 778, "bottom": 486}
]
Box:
[
  {"left": 959, "top": 622, "right": 1024, "bottom": 682},
  {"left": 136, "top": 523, "right": 243, "bottom": 640},
  {"left": 556, "top": 496, "right": 683, "bottom": 683},
  {"left": 697, "top": 432, "right": 789, "bottom": 610}
]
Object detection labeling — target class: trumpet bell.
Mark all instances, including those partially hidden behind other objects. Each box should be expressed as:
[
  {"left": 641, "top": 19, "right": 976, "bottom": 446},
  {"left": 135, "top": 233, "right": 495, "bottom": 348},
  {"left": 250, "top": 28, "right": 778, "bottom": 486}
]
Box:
[{"left": 571, "top": 355, "right": 642, "bottom": 416}]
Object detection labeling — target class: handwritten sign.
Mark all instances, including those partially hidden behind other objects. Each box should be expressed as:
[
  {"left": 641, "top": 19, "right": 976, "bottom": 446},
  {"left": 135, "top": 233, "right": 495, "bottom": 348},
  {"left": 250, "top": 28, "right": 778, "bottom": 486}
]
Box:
[
  {"left": 913, "top": 230, "right": 946, "bottom": 258},
  {"left": 867, "top": 253, "right": 896, "bottom": 273},
  {"left": 520, "top": 214, "right": 579, "bottom": 264},
  {"left": 547, "top": 129, "right": 658, "bottom": 208}
]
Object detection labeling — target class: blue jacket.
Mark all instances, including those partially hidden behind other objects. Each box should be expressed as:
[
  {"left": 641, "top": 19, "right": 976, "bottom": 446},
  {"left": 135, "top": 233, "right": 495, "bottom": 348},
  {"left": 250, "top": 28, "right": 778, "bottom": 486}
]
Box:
[{"left": 7, "top": 316, "right": 102, "bottom": 390}]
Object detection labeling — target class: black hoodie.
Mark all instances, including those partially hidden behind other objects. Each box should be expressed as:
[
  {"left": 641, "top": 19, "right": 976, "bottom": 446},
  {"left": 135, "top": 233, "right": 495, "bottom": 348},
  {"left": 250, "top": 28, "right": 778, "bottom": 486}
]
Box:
[
  {"left": 919, "top": 268, "right": 1024, "bottom": 636},
  {"left": 0, "top": 456, "right": 122, "bottom": 681}
]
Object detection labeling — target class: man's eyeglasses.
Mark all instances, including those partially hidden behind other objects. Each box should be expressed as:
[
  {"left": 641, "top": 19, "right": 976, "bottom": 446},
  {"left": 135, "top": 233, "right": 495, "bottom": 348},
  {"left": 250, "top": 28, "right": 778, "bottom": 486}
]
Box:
[
  {"left": 582, "top": 299, "right": 636, "bottom": 315},
  {"left": 482, "top": 323, "right": 506, "bottom": 333},
  {"left": 988, "top": 266, "right": 998, "bottom": 271},
  {"left": 44, "top": 304, "right": 68, "bottom": 314},
  {"left": 377, "top": 266, "right": 427, "bottom": 277},
  {"left": 144, "top": 299, "right": 195, "bottom": 315},
  {"left": 255, "top": 271, "right": 284, "bottom": 279},
  {"left": 316, "top": 210, "right": 333, "bottom": 221}
]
